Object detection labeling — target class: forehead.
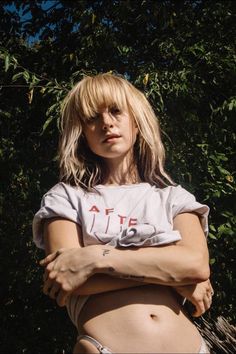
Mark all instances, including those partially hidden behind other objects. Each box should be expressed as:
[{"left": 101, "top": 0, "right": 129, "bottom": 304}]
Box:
[{"left": 77, "top": 76, "right": 129, "bottom": 120}]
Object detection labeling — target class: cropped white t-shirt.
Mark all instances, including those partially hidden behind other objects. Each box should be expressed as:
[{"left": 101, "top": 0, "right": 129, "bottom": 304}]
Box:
[{"left": 32, "top": 182, "right": 209, "bottom": 328}]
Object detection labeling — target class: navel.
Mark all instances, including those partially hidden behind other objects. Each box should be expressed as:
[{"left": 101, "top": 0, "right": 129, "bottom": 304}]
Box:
[{"left": 150, "top": 313, "right": 158, "bottom": 321}]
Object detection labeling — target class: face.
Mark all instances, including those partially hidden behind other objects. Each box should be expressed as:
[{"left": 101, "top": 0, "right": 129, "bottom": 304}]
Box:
[{"left": 82, "top": 105, "right": 138, "bottom": 164}]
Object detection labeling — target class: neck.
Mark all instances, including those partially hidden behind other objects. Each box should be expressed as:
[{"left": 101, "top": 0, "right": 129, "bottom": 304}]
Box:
[{"left": 103, "top": 156, "right": 141, "bottom": 185}]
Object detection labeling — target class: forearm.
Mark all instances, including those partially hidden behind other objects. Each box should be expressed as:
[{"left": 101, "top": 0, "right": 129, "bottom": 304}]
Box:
[
  {"left": 94, "top": 244, "right": 210, "bottom": 286},
  {"left": 42, "top": 214, "right": 210, "bottom": 304},
  {"left": 92, "top": 213, "right": 210, "bottom": 286},
  {"left": 74, "top": 273, "right": 146, "bottom": 295}
]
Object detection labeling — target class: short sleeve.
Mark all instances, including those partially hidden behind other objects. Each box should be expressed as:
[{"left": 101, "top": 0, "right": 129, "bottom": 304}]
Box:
[
  {"left": 32, "top": 183, "right": 81, "bottom": 249},
  {"left": 171, "top": 185, "right": 209, "bottom": 236}
]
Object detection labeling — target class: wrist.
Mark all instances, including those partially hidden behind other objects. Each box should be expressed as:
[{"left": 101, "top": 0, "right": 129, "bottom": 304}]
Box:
[{"left": 91, "top": 245, "right": 115, "bottom": 274}]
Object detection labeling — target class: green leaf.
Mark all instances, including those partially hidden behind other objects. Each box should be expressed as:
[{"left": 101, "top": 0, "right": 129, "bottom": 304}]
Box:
[
  {"left": 23, "top": 71, "right": 30, "bottom": 83},
  {"left": 208, "top": 232, "right": 217, "bottom": 240},
  {"left": 210, "top": 258, "right": 216, "bottom": 265},
  {"left": 228, "top": 99, "right": 236, "bottom": 111},
  {"left": 41, "top": 116, "right": 54, "bottom": 135},
  {"left": 12, "top": 72, "right": 24, "bottom": 81},
  {"left": 209, "top": 224, "right": 216, "bottom": 232},
  {"left": 5, "top": 55, "right": 9, "bottom": 72}
]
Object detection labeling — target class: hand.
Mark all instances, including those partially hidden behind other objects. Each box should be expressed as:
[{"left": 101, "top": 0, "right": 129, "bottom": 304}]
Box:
[
  {"left": 40, "top": 246, "right": 99, "bottom": 307},
  {"left": 174, "top": 279, "right": 214, "bottom": 317}
]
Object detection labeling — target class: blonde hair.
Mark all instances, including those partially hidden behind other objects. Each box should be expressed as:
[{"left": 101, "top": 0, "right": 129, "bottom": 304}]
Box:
[{"left": 59, "top": 73, "right": 174, "bottom": 189}]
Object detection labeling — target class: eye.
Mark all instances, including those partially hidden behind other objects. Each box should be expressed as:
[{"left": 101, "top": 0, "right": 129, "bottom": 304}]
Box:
[
  {"left": 110, "top": 106, "right": 121, "bottom": 115},
  {"left": 86, "top": 113, "right": 99, "bottom": 124}
]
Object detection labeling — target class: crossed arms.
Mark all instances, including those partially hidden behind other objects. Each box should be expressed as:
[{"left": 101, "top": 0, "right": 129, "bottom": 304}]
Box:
[{"left": 41, "top": 212, "right": 213, "bottom": 317}]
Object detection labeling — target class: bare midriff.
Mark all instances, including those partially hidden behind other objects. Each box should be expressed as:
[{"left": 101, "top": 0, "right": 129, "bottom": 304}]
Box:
[{"left": 76, "top": 284, "right": 202, "bottom": 353}]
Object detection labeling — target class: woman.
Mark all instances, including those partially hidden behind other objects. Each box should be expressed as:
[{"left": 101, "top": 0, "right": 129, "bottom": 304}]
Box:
[{"left": 33, "top": 73, "right": 213, "bottom": 353}]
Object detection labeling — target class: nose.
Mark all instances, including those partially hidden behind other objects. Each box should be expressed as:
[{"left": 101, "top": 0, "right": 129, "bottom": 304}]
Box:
[{"left": 101, "top": 112, "right": 114, "bottom": 130}]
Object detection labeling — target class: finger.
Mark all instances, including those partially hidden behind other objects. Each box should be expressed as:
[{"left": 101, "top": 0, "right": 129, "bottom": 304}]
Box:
[
  {"left": 39, "top": 252, "right": 58, "bottom": 266},
  {"left": 48, "top": 269, "right": 58, "bottom": 280},
  {"left": 192, "top": 300, "right": 205, "bottom": 317},
  {"left": 43, "top": 270, "right": 58, "bottom": 295},
  {"left": 43, "top": 270, "right": 49, "bottom": 282},
  {"left": 49, "top": 282, "right": 61, "bottom": 299},
  {"left": 56, "top": 289, "right": 71, "bottom": 307},
  {"left": 204, "top": 294, "right": 212, "bottom": 310},
  {"left": 39, "top": 249, "right": 64, "bottom": 266},
  {"left": 209, "top": 285, "right": 214, "bottom": 296},
  {"left": 43, "top": 278, "right": 53, "bottom": 295},
  {"left": 206, "top": 279, "right": 214, "bottom": 294},
  {"left": 46, "top": 261, "right": 56, "bottom": 272}
]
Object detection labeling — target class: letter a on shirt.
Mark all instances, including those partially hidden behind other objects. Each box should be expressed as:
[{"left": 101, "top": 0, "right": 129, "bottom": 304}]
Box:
[{"left": 89, "top": 205, "right": 100, "bottom": 212}]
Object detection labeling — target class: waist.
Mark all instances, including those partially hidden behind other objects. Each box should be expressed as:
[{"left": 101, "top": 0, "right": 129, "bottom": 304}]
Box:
[
  {"left": 67, "top": 284, "right": 180, "bottom": 328},
  {"left": 78, "top": 284, "right": 182, "bottom": 324},
  {"left": 75, "top": 285, "right": 202, "bottom": 352}
]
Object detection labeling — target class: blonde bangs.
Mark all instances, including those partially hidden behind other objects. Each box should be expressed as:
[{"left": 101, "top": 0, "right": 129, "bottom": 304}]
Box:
[{"left": 75, "top": 75, "right": 129, "bottom": 122}]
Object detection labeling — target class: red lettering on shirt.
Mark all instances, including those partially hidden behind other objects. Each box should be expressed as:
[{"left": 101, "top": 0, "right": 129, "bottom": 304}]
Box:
[
  {"left": 118, "top": 215, "right": 126, "bottom": 224},
  {"left": 89, "top": 205, "right": 100, "bottom": 212},
  {"left": 128, "top": 218, "right": 138, "bottom": 226},
  {"left": 105, "top": 208, "right": 114, "bottom": 215}
]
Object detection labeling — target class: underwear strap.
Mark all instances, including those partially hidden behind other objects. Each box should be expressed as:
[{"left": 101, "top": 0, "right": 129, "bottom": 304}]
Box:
[
  {"left": 77, "top": 334, "right": 112, "bottom": 354},
  {"left": 199, "top": 336, "right": 210, "bottom": 353}
]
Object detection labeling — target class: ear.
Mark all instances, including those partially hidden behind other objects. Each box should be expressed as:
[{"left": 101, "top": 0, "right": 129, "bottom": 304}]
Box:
[
  {"left": 134, "top": 121, "right": 139, "bottom": 134},
  {"left": 132, "top": 116, "right": 138, "bottom": 128},
  {"left": 130, "top": 112, "right": 139, "bottom": 135}
]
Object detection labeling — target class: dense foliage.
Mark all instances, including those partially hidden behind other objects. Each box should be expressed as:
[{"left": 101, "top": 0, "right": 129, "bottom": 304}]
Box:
[{"left": 1, "top": 1, "right": 235, "bottom": 353}]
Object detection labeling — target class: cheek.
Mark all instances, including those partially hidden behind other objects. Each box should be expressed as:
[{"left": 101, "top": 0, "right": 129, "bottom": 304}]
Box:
[
  {"left": 83, "top": 131, "right": 94, "bottom": 150},
  {"left": 86, "top": 137, "right": 97, "bottom": 151},
  {"left": 83, "top": 126, "right": 97, "bottom": 141}
]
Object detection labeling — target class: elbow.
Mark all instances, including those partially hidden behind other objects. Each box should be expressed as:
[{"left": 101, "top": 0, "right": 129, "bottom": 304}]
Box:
[
  {"left": 190, "top": 252, "right": 210, "bottom": 282},
  {"left": 176, "top": 252, "right": 210, "bottom": 284},
  {"left": 194, "top": 266, "right": 210, "bottom": 283}
]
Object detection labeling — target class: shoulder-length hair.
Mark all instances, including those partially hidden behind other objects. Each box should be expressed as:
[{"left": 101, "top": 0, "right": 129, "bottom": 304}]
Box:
[{"left": 59, "top": 73, "right": 174, "bottom": 190}]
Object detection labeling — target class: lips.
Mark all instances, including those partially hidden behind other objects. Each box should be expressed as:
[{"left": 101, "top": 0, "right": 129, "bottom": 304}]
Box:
[{"left": 103, "top": 134, "right": 121, "bottom": 143}]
